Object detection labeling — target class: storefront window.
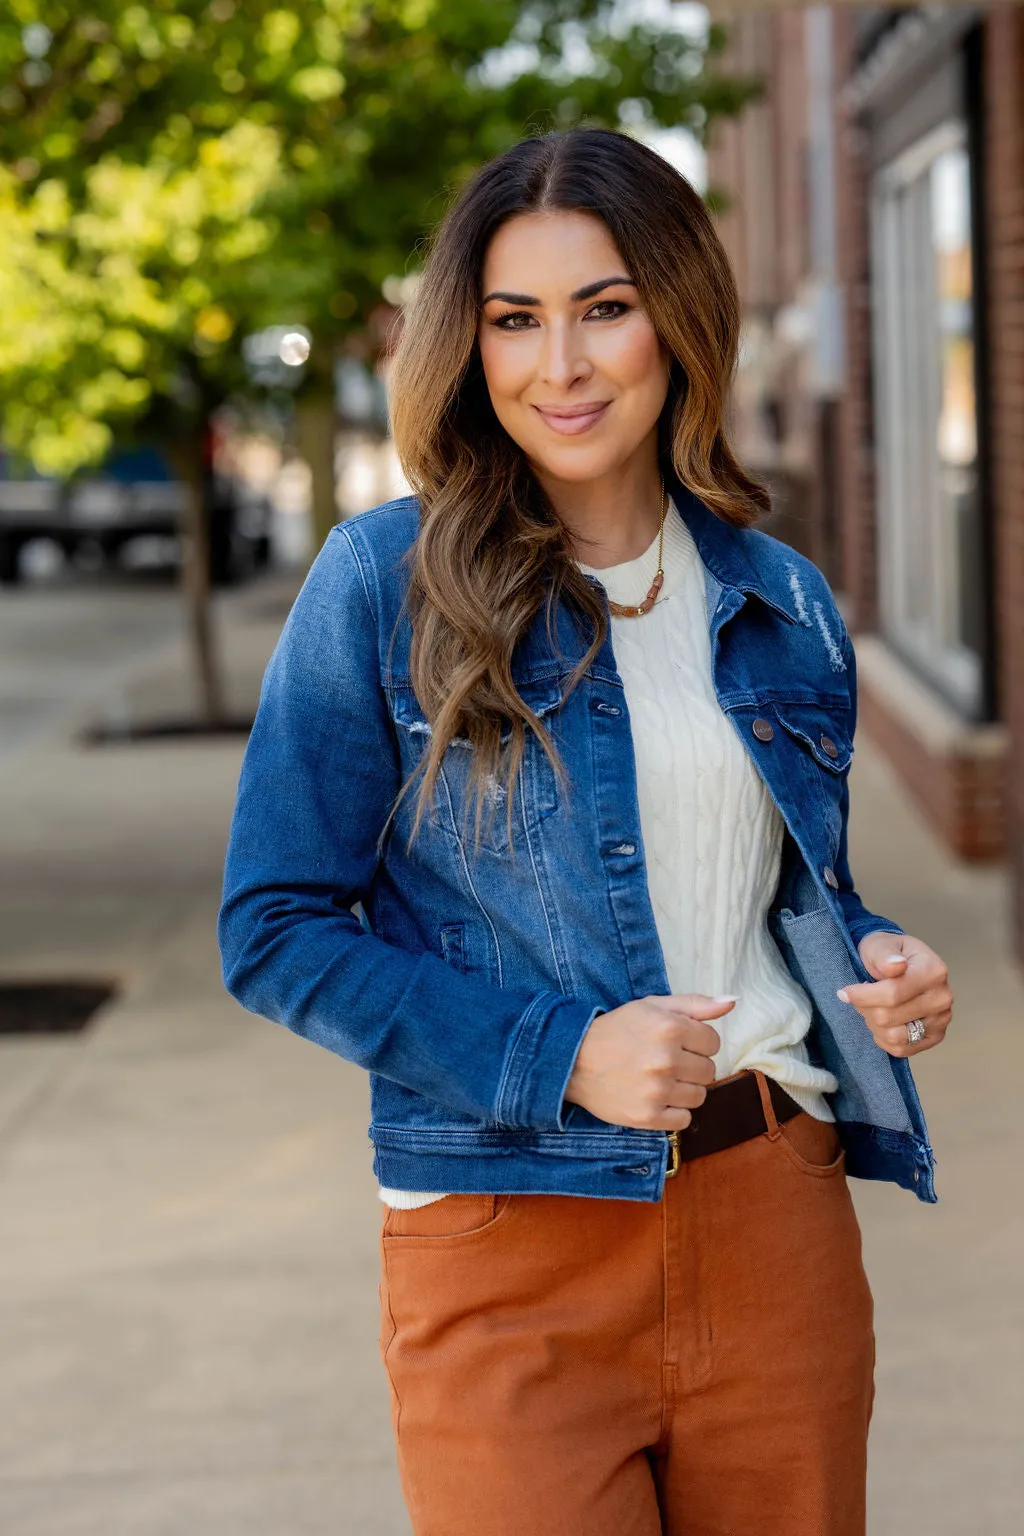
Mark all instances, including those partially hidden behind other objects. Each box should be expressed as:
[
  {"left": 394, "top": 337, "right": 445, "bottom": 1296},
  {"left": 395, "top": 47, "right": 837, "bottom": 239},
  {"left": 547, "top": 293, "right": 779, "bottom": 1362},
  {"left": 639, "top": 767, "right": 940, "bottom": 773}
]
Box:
[{"left": 871, "top": 122, "right": 985, "bottom": 716}]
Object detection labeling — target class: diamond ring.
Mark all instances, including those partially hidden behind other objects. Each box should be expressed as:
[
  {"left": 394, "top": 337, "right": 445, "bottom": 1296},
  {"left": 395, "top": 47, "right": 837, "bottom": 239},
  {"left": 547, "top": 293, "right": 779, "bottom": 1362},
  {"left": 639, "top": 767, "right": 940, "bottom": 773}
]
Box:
[{"left": 906, "top": 1018, "right": 927, "bottom": 1046}]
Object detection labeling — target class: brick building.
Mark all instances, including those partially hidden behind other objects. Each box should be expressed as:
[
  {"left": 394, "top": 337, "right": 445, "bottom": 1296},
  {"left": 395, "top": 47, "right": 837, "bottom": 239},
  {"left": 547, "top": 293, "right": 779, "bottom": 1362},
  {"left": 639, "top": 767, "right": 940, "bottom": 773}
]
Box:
[{"left": 707, "top": 4, "right": 1024, "bottom": 964}]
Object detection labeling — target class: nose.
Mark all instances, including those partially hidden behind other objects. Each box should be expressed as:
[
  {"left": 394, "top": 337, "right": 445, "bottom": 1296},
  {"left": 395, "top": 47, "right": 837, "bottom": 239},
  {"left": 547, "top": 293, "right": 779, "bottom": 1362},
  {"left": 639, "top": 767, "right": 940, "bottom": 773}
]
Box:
[{"left": 539, "top": 317, "right": 592, "bottom": 391}]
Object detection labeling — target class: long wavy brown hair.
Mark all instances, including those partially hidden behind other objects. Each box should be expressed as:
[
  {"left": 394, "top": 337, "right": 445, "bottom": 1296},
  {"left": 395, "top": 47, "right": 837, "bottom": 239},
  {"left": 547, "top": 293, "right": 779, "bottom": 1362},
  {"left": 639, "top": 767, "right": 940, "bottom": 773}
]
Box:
[{"left": 387, "top": 126, "right": 769, "bottom": 852}]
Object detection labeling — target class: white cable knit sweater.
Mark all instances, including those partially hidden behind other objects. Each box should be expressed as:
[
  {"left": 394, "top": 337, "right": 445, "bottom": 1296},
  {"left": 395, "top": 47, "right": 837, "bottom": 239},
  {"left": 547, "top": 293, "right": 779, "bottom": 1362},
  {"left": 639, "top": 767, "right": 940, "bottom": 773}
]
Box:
[{"left": 379, "top": 500, "right": 836, "bottom": 1208}]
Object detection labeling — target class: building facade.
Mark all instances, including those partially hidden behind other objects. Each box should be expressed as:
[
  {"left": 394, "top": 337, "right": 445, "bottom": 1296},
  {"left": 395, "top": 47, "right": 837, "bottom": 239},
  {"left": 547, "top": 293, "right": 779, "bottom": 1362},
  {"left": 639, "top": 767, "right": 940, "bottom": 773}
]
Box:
[{"left": 708, "top": 4, "right": 1024, "bottom": 963}]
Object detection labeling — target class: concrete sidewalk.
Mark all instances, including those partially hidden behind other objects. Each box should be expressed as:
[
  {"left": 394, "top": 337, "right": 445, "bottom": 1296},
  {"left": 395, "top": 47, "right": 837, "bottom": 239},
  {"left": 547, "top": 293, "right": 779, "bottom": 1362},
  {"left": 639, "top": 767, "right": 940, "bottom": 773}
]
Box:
[
  {"left": 844, "top": 742, "right": 1023, "bottom": 1534},
  {"left": 0, "top": 592, "right": 1021, "bottom": 1534}
]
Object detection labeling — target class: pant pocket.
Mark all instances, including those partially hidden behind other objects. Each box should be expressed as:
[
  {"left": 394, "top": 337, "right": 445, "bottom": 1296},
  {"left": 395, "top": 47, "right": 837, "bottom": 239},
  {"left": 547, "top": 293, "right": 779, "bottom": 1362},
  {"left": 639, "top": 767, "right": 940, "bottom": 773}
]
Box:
[
  {"left": 378, "top": 1275, "right": 398, "bottom": 1364},
  {"left": 382, "top": 1192, "right": 513, "bottom": 1243},
  {"left": 773, "top": 1112, "right": 845, "bottom": 1176}
]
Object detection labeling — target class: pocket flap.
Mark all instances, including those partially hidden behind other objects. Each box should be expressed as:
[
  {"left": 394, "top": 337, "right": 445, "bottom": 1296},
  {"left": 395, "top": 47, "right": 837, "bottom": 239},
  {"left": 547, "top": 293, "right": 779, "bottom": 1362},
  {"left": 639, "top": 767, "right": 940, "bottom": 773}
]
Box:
[{"left": 774, "top": 704, "right": 852, "bottom": 773}]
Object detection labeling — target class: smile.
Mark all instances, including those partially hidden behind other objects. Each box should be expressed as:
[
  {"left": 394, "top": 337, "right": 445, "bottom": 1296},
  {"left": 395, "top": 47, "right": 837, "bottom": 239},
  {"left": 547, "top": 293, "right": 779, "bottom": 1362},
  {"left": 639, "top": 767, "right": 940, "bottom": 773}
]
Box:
[{"left": 532, "top": 402, "right": 611, "bottom": 436}]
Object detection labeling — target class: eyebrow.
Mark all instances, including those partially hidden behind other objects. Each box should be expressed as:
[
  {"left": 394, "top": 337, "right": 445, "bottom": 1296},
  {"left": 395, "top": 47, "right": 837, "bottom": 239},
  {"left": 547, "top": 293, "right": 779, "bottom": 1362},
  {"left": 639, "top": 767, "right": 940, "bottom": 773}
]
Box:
[{"left": 480, "top": 275, "right": 636, "bottom": 306}]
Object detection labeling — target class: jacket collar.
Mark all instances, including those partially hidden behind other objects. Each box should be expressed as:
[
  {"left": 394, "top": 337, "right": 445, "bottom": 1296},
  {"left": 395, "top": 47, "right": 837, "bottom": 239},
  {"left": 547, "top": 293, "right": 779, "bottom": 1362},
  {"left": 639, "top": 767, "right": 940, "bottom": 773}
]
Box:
[{"left": 664, "top": 467, "right": 799, "bottom": 627}]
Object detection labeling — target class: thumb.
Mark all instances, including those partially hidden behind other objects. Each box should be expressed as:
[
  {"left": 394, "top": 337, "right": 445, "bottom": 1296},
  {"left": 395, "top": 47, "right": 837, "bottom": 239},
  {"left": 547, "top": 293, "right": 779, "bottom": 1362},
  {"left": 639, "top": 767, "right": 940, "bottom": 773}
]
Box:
[
  {"left": 668, "top": 992, "right": 738, "bottom": 1019},
  {"left": 863, "top": 947, "right": 910, "bottom": 982}
]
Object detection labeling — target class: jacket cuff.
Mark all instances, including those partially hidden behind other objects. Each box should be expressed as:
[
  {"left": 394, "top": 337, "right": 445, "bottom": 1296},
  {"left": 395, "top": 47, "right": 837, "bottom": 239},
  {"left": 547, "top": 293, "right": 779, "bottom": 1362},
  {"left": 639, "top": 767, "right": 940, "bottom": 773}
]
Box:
[
  {"left": 496, "top": 994, "right": 604, "bottom": 1132},
  {"left": 842, "top": 901, "right": 905, "bottom": 951}
]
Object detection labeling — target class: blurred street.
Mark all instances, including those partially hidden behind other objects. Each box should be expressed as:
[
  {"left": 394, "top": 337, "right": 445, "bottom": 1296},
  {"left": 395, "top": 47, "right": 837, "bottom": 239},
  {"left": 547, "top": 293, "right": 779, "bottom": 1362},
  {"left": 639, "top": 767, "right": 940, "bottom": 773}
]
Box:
[
  {"left": 0, "top": 574, "right": 182, "bottom": 760},
  {"left": 0, "top": 577, "right": 1020, "bottom": 1536},
  {"left": 0, "top": 568, "right": 409, "bottom": 1535}
]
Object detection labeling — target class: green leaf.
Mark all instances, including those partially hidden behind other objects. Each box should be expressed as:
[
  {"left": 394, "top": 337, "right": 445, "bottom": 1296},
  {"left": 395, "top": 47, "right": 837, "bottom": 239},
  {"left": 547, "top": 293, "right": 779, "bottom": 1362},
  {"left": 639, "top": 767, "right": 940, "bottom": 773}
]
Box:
[{"left": 289, "top": 64, "right": 346, "bottom": 101}]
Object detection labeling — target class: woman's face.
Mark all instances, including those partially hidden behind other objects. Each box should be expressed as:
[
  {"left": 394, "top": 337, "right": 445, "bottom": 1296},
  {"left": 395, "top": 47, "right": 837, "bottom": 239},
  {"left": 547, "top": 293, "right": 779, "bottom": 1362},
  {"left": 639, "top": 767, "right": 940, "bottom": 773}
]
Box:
[{"left": 476, "top": 210, "right": 671, "bottom": 486}]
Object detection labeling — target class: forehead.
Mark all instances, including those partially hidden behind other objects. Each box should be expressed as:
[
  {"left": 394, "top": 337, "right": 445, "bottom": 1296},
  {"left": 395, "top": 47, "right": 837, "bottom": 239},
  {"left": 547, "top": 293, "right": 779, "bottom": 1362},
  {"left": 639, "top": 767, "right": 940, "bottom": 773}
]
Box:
[{"left": 481, "top": 210, "right": 627, "bottom": 297}]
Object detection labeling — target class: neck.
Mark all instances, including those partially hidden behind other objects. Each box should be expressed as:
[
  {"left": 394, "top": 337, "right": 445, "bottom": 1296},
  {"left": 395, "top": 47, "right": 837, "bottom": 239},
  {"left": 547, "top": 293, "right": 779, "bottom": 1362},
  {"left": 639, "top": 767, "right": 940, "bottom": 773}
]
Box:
[{"left": 532, "top": 443, "right": 664, "bottom": 571}]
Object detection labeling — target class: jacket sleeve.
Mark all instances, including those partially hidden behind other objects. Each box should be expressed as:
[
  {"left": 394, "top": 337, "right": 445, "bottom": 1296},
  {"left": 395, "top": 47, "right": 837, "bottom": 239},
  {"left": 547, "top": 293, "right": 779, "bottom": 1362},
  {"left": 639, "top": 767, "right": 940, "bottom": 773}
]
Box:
[
  {"left": 217, "top": 524, "right": 601, "bottom": 1132},
  {"left": 834, "top": 620, "right": 905, "bottom": 950}
]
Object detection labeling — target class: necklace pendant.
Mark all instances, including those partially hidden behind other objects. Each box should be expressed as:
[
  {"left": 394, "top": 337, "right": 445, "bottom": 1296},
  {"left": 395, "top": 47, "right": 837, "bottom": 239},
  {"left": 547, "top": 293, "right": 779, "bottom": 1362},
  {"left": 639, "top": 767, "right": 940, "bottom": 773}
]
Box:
[
  {"left": 645, "top": 569, "right": 664, "bottom": 607},
  {"left": 623, "top": 568, "right": 664, "bottom": 618},
  {"left": 602, "top": 483, "right": 668, "bottom": 619},
  {"left": 608, "top": 565, "right": 664, "bottom": 619}
]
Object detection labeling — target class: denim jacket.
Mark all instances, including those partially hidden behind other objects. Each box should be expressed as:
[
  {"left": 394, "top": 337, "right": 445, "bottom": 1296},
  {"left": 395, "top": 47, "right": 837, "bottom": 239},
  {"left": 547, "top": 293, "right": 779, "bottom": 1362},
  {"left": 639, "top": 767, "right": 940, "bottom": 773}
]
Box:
[{"left": 218, "top": 474, "right": 936, "bottom": 1203}]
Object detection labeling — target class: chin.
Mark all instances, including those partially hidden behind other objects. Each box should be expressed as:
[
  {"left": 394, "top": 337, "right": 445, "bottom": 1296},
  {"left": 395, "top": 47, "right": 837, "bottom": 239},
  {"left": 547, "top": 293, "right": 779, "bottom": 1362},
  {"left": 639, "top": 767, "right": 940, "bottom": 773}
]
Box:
[{"left": 524, "top": 440, "right": 630, "bottom": 485}]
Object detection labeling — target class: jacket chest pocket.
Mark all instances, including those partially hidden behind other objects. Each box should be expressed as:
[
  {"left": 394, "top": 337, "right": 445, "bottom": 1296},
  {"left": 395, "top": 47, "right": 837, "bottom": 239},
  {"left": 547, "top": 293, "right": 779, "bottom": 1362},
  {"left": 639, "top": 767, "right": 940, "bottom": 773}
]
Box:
[
  {"left": 386, "top": 678, "right": 563, "bottom": 856},
  {"left": 772, "top": 702, "right": 852, "bottom": 849}
]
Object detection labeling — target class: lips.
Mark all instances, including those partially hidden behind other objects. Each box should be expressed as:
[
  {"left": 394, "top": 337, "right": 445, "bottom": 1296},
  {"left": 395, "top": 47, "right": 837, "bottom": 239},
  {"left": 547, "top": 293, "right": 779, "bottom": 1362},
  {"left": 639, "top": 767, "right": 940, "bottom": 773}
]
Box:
[{"left": 532, "top": 402, "right": 611, "bottom": 436}]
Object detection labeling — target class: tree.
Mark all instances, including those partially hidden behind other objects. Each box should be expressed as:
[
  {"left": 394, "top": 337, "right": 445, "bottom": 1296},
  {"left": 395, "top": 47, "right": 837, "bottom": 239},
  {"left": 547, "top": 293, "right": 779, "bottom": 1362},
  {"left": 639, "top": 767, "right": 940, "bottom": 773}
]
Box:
[
  {"left": 0, "top": 2, "right": 758, "bottom": 719},
  {"left": 0, "top": 117, "right": 281, "bottom": 722},
  {"left": 238, "top": 2, "right": 760, "bottom": 545}
]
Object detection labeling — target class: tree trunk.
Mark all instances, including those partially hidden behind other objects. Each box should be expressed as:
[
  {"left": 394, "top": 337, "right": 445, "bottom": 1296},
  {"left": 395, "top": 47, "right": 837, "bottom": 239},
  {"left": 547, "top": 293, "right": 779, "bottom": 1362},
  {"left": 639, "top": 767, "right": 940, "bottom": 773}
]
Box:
[
  {"left": 169, "top": 436, "right": 226, "bottom": 727},
  {"left": 295, "top": 391, "right": 339, "bottom": 553}
]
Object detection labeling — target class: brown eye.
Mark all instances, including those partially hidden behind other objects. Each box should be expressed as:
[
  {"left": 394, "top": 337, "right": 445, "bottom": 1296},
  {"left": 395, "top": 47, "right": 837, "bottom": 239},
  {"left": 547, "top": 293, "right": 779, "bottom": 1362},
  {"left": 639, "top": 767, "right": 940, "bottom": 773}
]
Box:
[
  {"left": 585, "top": 300, "right": 629, "bottom": 320},
  {"left": 490, "top": 310, "right": 537, "bottom": 330}
]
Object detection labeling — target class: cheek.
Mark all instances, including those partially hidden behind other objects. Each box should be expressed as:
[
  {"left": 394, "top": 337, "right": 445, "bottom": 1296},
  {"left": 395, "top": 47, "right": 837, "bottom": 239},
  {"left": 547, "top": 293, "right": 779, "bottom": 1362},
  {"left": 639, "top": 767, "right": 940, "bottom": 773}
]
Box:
[
  {"left": 477, "top": 329, "right": 531, "bottom": 408},
  {"left": 601, "top": 323, "right": 669, "bottom": 405}
]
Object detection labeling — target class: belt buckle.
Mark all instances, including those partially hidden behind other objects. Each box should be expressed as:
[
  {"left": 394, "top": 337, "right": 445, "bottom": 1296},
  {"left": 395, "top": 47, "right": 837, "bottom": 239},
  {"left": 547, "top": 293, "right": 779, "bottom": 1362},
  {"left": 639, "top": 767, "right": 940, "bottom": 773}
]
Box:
[{"left": 665, "top": 1129, "right": 681, "bottom": 1179}]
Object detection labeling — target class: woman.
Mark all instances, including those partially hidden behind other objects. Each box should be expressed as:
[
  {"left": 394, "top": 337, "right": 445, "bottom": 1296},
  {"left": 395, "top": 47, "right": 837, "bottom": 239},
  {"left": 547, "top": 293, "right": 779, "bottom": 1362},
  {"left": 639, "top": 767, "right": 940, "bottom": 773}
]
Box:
[{"left": 219, "top": 127, "right": 952, "bottom": 1536}]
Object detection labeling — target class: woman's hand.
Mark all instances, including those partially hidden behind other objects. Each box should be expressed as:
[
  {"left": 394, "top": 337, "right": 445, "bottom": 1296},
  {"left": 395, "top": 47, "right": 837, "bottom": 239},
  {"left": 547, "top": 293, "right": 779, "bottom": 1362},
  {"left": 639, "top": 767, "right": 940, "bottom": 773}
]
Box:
[
  {"left": 564, "top": 993, "right": 736, "bottom": 1130},
  {"left": 837, "top": 932, "right": 953, "bottom": 1058}
]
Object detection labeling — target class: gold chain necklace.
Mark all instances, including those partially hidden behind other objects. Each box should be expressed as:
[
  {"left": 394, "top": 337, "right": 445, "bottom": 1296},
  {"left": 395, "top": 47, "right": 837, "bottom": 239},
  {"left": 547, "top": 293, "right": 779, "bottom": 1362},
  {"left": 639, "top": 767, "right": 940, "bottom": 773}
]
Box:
[{"left": 605, "top": 483, "right": 668, "bottom": 618}]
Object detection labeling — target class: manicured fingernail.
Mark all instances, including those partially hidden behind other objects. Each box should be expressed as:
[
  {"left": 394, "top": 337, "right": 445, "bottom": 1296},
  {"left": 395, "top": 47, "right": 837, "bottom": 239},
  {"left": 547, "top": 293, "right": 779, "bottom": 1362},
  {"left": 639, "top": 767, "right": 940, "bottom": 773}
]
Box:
[
  {"left": 836, "top": 988, "right": 850, "bottom": 1003},
  {"left": 712, "top": 994, "right": 739, "bottom": 1004},
  {"left": 886, "top": 954, "right": 906, "bottom": 964}
]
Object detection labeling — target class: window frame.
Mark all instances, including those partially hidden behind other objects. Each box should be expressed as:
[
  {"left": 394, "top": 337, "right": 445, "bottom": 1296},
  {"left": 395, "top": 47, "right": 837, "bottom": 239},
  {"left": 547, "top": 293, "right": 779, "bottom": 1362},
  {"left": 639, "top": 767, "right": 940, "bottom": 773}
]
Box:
[{"left": 870, "top": 118, "right": 987, "bottom": 719}]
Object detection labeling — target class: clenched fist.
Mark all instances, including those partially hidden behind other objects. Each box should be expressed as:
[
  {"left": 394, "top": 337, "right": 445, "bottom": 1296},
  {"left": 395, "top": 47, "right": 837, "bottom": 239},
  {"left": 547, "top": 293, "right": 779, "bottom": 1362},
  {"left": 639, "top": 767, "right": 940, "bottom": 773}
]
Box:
[
  {"left": 565, "top": 993, "right": 737, "bottom": 1131},
  {"left": 838, "top": 931, "right": 953, "bottom": 1058}
]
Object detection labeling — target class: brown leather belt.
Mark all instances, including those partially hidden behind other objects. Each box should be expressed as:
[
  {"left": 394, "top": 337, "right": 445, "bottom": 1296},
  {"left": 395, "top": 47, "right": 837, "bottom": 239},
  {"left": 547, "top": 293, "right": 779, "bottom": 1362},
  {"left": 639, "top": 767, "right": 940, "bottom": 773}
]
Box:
[{"left": 665, "top": 1072, "right": 802, "bottom": 1178}]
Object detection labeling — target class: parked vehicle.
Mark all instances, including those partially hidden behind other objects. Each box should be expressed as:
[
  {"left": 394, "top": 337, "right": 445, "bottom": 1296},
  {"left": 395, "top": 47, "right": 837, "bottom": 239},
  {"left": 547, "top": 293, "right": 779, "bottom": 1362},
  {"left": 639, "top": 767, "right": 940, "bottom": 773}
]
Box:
[{"left": 0, "top": 443, "right": 273, "bottom": 586}]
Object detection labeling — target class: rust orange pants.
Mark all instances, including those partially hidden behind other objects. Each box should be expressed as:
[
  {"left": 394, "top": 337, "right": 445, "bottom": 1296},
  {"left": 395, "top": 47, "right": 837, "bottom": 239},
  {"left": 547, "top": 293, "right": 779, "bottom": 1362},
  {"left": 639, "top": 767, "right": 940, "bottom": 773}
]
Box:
[{"left": 378, "top": 1074, "right": 875, "bottom": 1536}]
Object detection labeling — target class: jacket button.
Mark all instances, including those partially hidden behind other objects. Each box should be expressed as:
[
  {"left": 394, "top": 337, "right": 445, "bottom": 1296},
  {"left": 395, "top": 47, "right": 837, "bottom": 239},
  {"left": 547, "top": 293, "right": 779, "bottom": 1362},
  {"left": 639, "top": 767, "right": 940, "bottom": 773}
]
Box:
[
  {"left": 823, "top": 866, "right": 840, "bottom": 890},
  {"left": 820, "top": 735, "right": 839, "bottom": 758},
  {"left": 752, "top": 717, "right": 774, "bottom": 742}
]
